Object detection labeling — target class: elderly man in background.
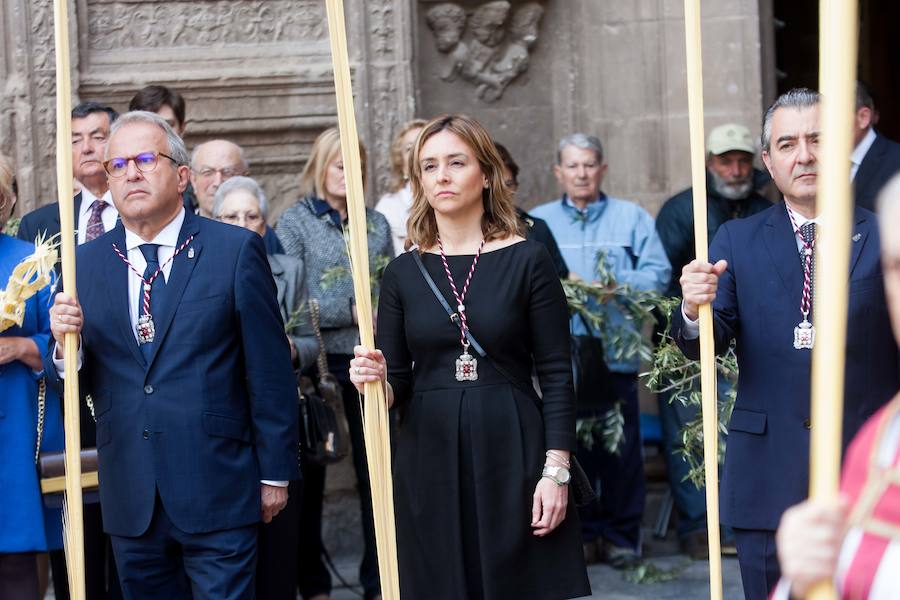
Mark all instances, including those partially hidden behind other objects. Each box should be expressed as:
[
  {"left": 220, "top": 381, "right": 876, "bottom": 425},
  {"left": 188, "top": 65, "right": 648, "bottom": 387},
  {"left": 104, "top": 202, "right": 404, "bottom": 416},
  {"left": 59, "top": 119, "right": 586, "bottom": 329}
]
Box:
[
  {"left": 654, "top": 123, "right": 771, "bottom": 558},
  {"left": 531, "top": 133, "right": 671, "bottom": 567},
  {"left": 672, "top": 88, "right": 898, "bottom": 599},
  {"left": 189, "top": 139, "right": 284, "bottom": 255},
  {"left": 47, "top": 111, "right": 299, "bottom": 599},
  {"left": 851, "top": 81, "right": 900, "bottom": 211}
]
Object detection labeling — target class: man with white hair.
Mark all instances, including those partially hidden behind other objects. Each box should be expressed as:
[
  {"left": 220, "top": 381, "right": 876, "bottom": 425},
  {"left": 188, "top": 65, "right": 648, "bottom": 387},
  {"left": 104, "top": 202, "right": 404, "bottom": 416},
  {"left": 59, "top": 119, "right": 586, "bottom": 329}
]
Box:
[{"left": 46, "top": 111, "right": 299, "bottom": 598}]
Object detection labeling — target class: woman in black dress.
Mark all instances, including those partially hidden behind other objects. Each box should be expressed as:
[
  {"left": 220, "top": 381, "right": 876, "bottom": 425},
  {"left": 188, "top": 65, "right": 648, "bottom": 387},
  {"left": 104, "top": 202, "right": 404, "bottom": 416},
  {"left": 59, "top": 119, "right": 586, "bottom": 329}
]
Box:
[{"left": 350, "top": 115, "right": 591, "bottom": 599}]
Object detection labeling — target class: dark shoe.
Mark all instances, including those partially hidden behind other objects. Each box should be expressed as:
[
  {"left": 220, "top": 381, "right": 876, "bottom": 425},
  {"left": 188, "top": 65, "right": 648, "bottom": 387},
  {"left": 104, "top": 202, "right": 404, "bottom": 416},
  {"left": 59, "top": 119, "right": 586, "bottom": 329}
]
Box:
[
  {"left": 583, "top": 540, "right": 600, "bottom": 564},
  {"left": 602, "top": 541, "right": 641, "bottom": 570},
  {"left": 680, "top": 530, "right": 710, "bottom": 560}
]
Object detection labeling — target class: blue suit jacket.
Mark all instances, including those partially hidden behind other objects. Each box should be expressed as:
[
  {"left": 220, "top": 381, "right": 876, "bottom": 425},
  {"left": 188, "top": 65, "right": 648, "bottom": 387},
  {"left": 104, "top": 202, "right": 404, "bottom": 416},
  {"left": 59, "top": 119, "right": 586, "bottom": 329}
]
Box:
[
  {"left": 672, "top": 202, "right": 899, "bottom": 530},
  {"left": 44, "top": 210, "right": 300, "bottom": 537}
]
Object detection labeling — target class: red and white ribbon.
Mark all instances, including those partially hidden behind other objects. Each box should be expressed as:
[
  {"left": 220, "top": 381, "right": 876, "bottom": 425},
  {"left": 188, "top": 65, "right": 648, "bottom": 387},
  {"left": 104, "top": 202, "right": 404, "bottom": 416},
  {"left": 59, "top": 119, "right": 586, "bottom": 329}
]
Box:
[
  {"left": 786, "top": 206, "right": 815, "bottom": 319},
  {"left": 112, "top": 235, "right": 195, "bottom": 319},
  {"left": 437, "top": 237, "right": 485, "bottom": 348}
]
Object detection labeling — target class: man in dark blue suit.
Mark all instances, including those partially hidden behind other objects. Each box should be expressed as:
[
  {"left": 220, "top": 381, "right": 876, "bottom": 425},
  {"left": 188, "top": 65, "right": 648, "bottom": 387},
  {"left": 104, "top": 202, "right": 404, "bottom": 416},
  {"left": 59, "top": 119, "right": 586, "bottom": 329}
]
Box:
[
  {"left": 672, "top": 88, "right": 899, "bottom": 599},
  {"left": 851, "top": 82, "right": 900, "bottom": 212},
  {"left": 47, "top": 111, "right": 299, "bottom": 599}
]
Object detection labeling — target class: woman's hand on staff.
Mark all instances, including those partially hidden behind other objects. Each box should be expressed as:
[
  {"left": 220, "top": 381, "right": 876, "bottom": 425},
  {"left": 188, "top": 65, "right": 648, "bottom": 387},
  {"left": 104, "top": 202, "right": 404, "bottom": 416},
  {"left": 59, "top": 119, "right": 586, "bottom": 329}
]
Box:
[
  {"left": 350, "top": 345, "right": 392, "bottom": 406},
  {"left": 775, "top": 497, "right": 848, "bottom": 598},
  {"left": 49, "top": 293, "right": 83, "bottom": 355},
  {"left": 531, "top": 476, "right": 568, "bottom": 537}
]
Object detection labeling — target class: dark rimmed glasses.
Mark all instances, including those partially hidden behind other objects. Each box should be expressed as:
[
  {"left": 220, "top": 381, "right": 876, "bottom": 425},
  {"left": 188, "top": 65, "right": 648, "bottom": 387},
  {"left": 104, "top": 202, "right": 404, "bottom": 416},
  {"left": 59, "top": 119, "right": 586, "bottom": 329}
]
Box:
[{"left": 103, "top": 151, "right": 178, "bottom": 178}]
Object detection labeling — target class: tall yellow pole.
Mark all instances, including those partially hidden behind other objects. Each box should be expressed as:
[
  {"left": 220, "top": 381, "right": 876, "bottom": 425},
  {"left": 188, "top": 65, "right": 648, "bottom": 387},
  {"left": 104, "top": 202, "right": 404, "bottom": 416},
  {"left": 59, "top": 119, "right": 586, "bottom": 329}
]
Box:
[
  {"left": 323, "top": 1, "right": 400, "bottom": 597},
  {"left": 682, "top": 2, "right": 723, "bottom": 598},
  {"left": 52, "top": 0, "right": 86, "bottom": 597},
  {"left": 808, "top": 1, "right": 857, "bottom": 598}
]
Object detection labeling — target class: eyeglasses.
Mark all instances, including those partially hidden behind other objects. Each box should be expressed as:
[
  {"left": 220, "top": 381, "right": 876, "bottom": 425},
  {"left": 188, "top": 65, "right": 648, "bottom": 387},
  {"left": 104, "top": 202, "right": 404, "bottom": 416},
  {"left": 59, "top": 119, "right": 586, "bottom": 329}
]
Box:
[
  {"left": 219, "top": 212, "right": 263, "bottom": 225},
  {"left": 103, "top": 151, "right": 178, "bottom": 178},
  {"left": 194, "top": 166, "right": 246, "bottom": 180}
]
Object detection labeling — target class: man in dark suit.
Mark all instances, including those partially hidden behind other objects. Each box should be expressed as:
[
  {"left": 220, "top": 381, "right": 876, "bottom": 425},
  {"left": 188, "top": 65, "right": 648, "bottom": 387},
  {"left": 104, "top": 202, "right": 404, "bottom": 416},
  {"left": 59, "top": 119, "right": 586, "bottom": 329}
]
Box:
[
  {"left": 47, "top": 111, "right": 299, "bottom": 599},
  {"left": 672, "top": 88, "right": 899, "bottom": 599},
  {"left": 18, "top": 100, "right": 122, "bottom": 600},
  {"left": 18, "top": 102, "right": 120, "bottom": 250},
  {"left": 852, "top": 82, "right": 900, "bottom": 212}
]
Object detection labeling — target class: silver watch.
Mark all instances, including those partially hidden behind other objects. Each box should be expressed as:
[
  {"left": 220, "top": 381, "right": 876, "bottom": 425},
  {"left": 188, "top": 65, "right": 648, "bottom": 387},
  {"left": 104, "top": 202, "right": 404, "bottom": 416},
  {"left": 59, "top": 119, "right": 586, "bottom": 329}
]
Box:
[{"left": 542, "top": 465, "right": 571, "bottom": 485}]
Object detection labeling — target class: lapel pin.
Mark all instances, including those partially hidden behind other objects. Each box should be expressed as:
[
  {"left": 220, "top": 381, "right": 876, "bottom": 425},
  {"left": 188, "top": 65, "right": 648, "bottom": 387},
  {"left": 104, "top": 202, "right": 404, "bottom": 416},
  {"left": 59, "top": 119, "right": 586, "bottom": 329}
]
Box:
[
  {"left": 852, "top": 233, "right": 861, "bottom": 242},
  {"left": 188, "top": 247, "right": 195, "bottom": 259}
]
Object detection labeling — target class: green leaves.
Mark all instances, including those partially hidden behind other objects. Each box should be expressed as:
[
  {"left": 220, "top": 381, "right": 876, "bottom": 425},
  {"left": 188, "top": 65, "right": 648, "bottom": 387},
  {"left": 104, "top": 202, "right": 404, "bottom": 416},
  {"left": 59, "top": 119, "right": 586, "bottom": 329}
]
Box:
[{"left": 3, "top": 217, "right": 19, "bottom": 236}]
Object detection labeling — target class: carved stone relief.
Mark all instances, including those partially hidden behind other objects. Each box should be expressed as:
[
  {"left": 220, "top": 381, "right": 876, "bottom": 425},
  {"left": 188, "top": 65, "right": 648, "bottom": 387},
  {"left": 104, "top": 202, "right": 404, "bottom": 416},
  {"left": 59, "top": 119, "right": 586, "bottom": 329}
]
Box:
[{"left": 425, "top": 1, "right": 544, "bottom": 102}]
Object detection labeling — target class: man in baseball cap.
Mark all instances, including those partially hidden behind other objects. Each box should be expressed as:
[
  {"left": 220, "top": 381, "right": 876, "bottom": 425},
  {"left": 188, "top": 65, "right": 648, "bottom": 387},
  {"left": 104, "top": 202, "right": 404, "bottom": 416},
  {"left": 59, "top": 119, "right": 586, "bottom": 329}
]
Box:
[{"left": 652, "top": 123, "right": 772, "bottom": 559}]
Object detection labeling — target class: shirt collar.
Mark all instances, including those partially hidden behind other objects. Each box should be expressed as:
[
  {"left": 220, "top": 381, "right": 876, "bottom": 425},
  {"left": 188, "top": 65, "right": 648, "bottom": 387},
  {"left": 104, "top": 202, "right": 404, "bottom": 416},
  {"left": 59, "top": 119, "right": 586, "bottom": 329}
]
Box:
[
  {"left": 561, "top": 192, "right": 607, "bottom": 220},
  {"left": 784, "top": 201, "right": 818, "bottom": 227},
  {"left": 124, "top": 207, "right": 186, "bottom": 250},
  {"left": 309, "top": 197, "right": 344, "bottom": 227},
  {"left": 851, "top": 128, "right": 877, "bottom": 167}
]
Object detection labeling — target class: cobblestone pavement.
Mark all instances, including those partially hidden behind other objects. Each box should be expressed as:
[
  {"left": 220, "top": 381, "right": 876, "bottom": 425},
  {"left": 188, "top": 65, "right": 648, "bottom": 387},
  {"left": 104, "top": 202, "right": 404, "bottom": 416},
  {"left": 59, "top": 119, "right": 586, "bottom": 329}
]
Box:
[{"left": 328, "top": 555, "right": 745, "bottom": 599}]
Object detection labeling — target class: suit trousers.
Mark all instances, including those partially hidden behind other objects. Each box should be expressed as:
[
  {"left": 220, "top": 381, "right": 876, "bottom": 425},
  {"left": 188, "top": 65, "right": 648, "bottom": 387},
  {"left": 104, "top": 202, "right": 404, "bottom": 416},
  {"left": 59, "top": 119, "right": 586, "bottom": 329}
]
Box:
[
  {"left": 576, "top": 372, "right": 646, "bottom": 551},
  {"left": 732, "top": 528, "right": 780, "bottom": 600},
  {"left": 110, "top": 493, "right": 257, "bottom": 600},
  {"left": 257, "top": 479, "right": 301, "bottom": 600}
]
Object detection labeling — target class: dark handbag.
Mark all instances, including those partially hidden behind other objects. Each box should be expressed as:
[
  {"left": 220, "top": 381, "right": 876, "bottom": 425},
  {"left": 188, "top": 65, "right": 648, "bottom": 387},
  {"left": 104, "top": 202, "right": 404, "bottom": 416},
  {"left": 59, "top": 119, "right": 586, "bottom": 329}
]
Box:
[
  {"left": 570, "top": 314, "right": 618, "bottom": 414},
  {"left": 412, "top": 251, "right": 597, "bottom": 507},
  {"left": 297, "top": 299, "right": 350, "bottom": 465},
  {"left": 35, "top": 378, "right": 101, "bottom": 505}
]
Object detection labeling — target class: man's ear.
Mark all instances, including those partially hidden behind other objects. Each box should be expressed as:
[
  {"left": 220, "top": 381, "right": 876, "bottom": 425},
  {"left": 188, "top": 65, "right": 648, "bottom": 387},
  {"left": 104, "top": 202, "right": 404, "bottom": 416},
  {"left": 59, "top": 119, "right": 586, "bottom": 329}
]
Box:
[
  {"left": 761, "top": 150, "right": 773, "bottom": 177},
  {"left": 855, "top": 107, "right": 873, "bottom": 132},
  {"left": 553, "top": 164, "right": 563, "bottom": 185},
  {"left": 177, "top": 164, "right": 191, "bottom": 194}
]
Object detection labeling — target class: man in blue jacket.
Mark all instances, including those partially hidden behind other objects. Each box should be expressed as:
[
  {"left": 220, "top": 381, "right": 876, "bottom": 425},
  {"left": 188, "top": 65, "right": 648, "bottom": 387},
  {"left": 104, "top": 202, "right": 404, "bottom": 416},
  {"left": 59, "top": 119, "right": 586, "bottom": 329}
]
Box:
[
  {"left": 674, "top": 88, "right": 899, "bottom": 599},
  {"left": 531, "top": 133, "right": 671, "bottom": 566},
  {"left": 47, "top": 111, "right": 299, "bottom": 599}
]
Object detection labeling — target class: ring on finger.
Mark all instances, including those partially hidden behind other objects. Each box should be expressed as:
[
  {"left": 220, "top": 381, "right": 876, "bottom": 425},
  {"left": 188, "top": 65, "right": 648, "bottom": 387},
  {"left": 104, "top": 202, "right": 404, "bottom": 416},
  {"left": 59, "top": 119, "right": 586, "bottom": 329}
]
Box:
[{"left": 355, "top": 366, "right": 362, "bottom": 375}]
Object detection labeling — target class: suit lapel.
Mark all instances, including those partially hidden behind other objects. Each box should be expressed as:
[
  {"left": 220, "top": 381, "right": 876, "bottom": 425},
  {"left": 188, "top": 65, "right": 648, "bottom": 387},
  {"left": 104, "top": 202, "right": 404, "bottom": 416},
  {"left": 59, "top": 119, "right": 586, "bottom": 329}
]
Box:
[
  {"left": 848, "top": 208, "right": 869, "bottom": 278},
  {"left": 269, "top": 255, "right": 288, "bottom": 313},
  {"left": 853, "top": 135, "right": 885, "bottom": 202},
  {"left": 762, "top": 202, "right": 803, "bottom": 307},
  {"left": 104, "top": 224, "right": 146, "bottom": 367},
  {"left": 145, "top": 213, "right": 202, "bottom": 369}
]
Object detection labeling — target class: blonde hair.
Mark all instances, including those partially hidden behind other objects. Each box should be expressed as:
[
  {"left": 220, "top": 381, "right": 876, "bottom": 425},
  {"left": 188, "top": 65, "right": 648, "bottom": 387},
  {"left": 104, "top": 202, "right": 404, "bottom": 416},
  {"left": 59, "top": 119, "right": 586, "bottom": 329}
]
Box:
[
  {"left": 407, "top": 114, "right": 522, "bottom": 251},
  {"left": 388, "top": 119, "right": 427, "bottom": 193},
  {"left": 0, "top": 153, "right": 14, "bottom": 213},
  {"left": 299, "top": 127, "right": 367, "bottom": 200}
]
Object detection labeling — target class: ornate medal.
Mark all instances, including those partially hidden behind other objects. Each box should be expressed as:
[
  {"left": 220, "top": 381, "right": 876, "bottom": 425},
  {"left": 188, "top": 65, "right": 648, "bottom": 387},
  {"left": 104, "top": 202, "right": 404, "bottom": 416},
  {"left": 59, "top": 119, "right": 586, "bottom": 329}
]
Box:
[
  {"left": 455, "top": 344, "right": 478, "bottom": 381},
  {"left": 136, "top": 314, "right": 156, "bottom": 344},
  {"left": 793, "top": 318, "right": 815, "bottom": 350},
  {"left": 438, "top": 238, "right": 486, "bottom": 382}
]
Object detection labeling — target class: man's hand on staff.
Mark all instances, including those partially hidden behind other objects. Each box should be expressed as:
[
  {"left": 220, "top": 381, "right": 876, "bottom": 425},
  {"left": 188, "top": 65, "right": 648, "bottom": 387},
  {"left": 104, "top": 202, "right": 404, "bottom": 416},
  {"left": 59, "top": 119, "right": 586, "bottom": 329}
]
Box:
[
  {"left": 680, "top": 259, "right": 728, "bottom": 320},
  {"left": 50, "top": 293, "right": 83, "bottom": 357},
  {"left": 775, "top": 497, "right": 848, "bottom": 598},
  {"left": 260, "top": 484, "right": 288, "bottom": 524}
]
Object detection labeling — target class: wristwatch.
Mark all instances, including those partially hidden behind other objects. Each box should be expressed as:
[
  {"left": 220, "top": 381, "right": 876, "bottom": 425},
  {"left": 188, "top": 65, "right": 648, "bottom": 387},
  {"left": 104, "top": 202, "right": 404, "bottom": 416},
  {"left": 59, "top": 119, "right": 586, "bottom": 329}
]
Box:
[{"left": 542, "top": 465, "right": 571, "bottom": 485}]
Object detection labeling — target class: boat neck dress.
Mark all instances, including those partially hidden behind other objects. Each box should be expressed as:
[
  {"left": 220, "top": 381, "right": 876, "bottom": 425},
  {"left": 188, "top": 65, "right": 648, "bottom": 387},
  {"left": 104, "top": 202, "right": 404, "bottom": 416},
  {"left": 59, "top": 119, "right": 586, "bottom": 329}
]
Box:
[{"left": 377, "top": 240, "right": 591, "bottom": 600}]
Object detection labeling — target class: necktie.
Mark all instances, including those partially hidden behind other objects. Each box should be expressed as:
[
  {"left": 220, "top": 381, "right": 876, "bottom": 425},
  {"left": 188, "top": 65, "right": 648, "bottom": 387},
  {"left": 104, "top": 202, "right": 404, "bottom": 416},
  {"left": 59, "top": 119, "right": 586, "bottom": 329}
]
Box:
[
  {"left": 800, "top": 221, "right": 816, "bottom": 311},
  {"left": 85, "top": 200, "right": 107, "bottom": 242},
  {"left": 138, "top": 244, "right": 166, "bottom": 361}
]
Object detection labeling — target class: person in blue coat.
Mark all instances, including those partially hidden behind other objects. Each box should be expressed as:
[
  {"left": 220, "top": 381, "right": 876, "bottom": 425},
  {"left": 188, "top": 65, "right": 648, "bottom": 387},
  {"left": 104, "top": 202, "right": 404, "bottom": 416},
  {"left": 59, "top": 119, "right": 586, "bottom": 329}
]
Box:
[
  {"left": 0, "top": 227, "right": 64, "bottom": 599},
  {"left": 673, "top": 88, "right": 900, "bottom": 599}
]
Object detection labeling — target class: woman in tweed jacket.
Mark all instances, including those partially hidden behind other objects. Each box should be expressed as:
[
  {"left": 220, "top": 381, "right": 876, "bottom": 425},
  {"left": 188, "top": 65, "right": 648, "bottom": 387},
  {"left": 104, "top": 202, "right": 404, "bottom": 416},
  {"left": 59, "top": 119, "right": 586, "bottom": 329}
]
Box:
[{"left": 276, "top": 128, "right": 392, "bottom": 600}]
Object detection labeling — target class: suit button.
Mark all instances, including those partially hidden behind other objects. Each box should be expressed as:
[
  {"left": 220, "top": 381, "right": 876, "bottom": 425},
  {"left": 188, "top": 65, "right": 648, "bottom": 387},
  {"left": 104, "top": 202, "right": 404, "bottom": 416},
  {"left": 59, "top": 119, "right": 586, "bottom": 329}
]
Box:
[
  {"left": 803, "top": 419, "right": 812, "bottom": 429},
  {"left": 144, "top": 385, "right": 154, "bottom": 394},
  {"left": 142, "top": 429, "right": 150, "bottom": 440}
]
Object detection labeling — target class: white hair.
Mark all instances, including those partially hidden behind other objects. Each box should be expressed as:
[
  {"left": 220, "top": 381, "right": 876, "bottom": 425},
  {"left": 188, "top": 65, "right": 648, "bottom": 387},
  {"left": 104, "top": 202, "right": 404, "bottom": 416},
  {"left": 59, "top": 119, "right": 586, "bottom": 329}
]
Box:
[
  {"left": 761, "top": 88, "right": 820, "bottom": 152},
  {"left": 190, "top": 139, "right": 248, "bottom": 171},
  {"left": 107, "top": 110, "right": 188, "bottom": 165},
  {"left": 557, "top": 133, "right": 603, "bottom": 164},
  {"left": 212, "top": 176, "right": 268, "bottom": 220}
]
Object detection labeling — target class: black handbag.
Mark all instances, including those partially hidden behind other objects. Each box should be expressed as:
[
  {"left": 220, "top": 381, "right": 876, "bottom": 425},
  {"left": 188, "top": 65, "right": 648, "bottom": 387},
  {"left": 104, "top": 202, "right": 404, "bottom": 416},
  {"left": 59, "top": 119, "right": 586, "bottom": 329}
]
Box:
[
  {"left": 297, "top": 299, "right": 350, "bottom": 465},
  {"left": 412, "top": 251, "right": 597, "bottom": 507},
  {"left": 570, "top": 314, "right": 618, "bottom": 414}
]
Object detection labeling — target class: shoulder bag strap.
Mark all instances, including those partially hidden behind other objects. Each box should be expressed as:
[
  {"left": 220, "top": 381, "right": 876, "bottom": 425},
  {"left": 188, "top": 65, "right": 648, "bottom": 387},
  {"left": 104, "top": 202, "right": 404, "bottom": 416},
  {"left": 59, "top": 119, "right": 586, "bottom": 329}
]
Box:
[{"left": 308, "top": 298, "right": 330, "bottom": 379}]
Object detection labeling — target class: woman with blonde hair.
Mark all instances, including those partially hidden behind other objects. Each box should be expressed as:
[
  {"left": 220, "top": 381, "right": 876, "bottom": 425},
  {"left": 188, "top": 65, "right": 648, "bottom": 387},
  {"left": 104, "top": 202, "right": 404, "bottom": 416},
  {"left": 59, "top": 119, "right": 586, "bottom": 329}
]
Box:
[
  {"left": 375, "top": 118, "right": 427, "bottom": 255},
  {"left": 276, "top": 127, "right": 392, "bottom": 600},
  {"left": 350, "top": 115, "right": 591, "bottom": 599}
]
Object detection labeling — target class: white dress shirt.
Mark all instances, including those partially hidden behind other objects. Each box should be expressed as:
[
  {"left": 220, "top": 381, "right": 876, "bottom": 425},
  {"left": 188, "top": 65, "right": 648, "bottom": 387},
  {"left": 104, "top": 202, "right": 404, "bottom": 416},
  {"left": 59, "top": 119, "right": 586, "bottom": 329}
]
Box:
[
  {"left": 54, "top": 207, "right": 285, "bottom": 487},
  {"left": 76, "top": 188, "right": 118, "bottom": 245},
  {"left": 850, "top": 128, "right": 877, "bottom": 181},
  {"left": 375, "top": 183, "right": 414, "bottom": 256},
  {"left": 681, "top": 204, "right": 818, "bottom": 339}
]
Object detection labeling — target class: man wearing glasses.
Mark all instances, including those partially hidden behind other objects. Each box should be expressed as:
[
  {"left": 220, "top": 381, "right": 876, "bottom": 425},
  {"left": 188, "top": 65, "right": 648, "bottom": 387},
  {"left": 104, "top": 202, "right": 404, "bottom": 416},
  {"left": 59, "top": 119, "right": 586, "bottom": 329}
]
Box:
[
  {"left": 189, "top": 139, "right": 284, "bottom": 254},
  {"left": 46, "top": 111, "right": 299, "bottom": 599}
]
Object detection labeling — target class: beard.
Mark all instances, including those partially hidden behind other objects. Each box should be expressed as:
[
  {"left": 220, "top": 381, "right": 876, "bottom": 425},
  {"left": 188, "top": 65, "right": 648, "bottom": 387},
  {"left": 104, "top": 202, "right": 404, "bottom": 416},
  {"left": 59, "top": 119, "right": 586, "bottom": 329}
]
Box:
[{"left": 710, "top": 170, "right": 753, "bottom": 200}]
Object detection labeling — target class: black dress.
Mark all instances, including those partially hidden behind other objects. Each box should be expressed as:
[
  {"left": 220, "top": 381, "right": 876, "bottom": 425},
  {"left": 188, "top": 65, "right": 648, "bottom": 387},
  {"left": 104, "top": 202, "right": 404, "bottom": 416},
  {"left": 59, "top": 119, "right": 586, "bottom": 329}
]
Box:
[{"left": 377, "top": 240, "right": 591, "bottom": 600}]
